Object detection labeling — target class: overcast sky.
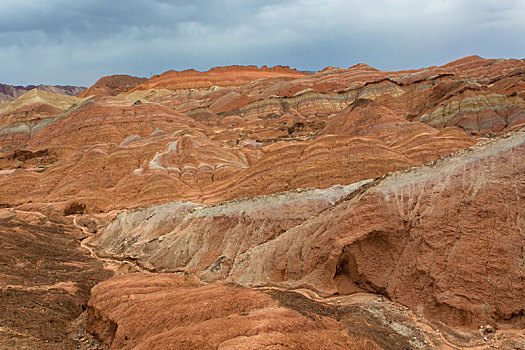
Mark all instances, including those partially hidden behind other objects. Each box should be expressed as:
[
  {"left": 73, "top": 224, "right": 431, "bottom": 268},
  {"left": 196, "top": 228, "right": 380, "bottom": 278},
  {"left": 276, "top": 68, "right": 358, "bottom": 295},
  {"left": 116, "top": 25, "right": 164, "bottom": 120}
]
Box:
[{"left": 1, "top": 0, "right": 524, "bottom": 86}]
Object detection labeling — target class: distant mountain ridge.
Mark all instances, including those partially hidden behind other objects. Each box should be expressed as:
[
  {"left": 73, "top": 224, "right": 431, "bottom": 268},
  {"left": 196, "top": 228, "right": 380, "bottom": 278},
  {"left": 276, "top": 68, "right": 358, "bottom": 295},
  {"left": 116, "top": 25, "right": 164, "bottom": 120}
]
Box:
[
  {"left": 0, "top": 83, "right": 85, "bottom": 104},
  {"left": 77, "top": 75, "right": 147, "bottom": 98}
]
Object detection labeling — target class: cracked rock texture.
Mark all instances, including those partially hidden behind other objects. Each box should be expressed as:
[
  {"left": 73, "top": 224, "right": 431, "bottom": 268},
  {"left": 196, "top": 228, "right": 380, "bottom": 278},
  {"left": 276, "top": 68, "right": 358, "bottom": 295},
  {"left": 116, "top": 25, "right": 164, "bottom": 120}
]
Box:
[{"left": 88, "top": 182, "right": 372, "bottom": 280}]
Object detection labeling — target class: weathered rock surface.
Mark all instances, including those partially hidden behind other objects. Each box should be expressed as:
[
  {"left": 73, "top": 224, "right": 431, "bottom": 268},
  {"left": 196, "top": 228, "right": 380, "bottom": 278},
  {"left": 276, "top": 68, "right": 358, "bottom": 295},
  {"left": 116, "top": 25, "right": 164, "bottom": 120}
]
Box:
[
  {"left": 0, "top": 96, "right": 474, "bottom": 211},
  {"left": 7, "top": 57, "right": 525, "bottom": 211},
  {"left": 86, "top": 274, "right": 434, "bottom": 350},
  {"left": 90, "top": 130, "right": 525, "bottom": 330},
  {"left": 3, "top": 56, "right": 525, "bottom": 348},
  {"left": 0, "top": 89, "right": 86, "bottom": 148},
  {"left": 88, "top": 273, "right": 525, "bottom": 350},
  {"left": 229, "top": 131, "right": 525, "bottom": 328},
  {"left": 112, "top": 56, "right": 525, "bottom": 138},
  {"left": 319, "top": 99, "right": 475, "bottom": 163},
  {"left": 88, "top": 182, "right": 372, "bottom": 279}
]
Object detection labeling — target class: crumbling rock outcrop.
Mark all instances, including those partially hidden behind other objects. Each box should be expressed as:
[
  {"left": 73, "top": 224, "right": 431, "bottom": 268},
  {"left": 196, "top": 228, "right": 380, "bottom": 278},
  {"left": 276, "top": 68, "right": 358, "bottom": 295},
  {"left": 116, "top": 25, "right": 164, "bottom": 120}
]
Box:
[{"left": 88, "top": 182, "right": 372, "bottom": 279}]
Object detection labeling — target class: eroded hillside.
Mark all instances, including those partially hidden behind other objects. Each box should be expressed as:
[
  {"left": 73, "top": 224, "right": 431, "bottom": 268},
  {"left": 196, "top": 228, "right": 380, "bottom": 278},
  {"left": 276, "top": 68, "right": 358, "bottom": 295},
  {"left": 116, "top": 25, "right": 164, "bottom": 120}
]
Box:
[{"left": 1, "top": 57, "right": 525, "bottom": 349}]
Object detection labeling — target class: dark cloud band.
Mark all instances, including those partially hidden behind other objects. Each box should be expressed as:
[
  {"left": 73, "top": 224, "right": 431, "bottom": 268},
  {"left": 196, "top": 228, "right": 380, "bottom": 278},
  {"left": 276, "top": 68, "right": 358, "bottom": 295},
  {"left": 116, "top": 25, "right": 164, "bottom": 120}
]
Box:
[{"left": 0, "top": 0, "right": 523, "bottom": 85}]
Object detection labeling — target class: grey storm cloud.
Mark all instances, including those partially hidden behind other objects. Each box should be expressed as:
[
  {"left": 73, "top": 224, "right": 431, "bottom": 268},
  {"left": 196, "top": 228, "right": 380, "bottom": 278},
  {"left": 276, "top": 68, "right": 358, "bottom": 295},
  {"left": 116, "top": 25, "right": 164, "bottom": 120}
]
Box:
[{"left": 1, "top": 0, "right": 524, "bottom": 86}]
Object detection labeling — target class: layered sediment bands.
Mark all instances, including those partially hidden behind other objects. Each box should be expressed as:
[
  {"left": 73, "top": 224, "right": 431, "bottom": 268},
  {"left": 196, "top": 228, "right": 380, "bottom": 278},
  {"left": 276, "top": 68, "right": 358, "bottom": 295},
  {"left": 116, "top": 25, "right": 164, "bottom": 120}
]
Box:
[
  {"left": 0, "top": 90, "right": 85, "bottom": 147},
  {"left": 132, "top": 65, "right": 307, "bottom": 91},
  {"left": 201, "top": 135, "right": 413, "bottom": 202},
  {"left": 28, "top": 100, "right": 200, "bottom": 152},
  {"left": 377, "top": 78, "right": 525, "bottom": 135},
  {"left": 0, "top": 103, "right": 62, "bottom": 126},
  {"left": 0, "top": 127, "right": 254, "bottom": 210},
  {"left": 418, "top": 92, "right": 525, "bottom": 134},
  {"left": 78, "top": 75, "right": 148, "bottom": 98},
  {"left": 88, "top": 182, "right": 371, "bottom": 280},
  {"left": 144, "top": 132, "right": 251, "bottom": 175},
  {"left": 229, "top": 131, "right": 525, "bottom": 328},
  {"left": 490, "top": 70, "right": 525, "bottom": 100},
  {"left": 0, "top": 129, "right": 465, "bottom": 212},
  {"left": 88, "top": 273, "right": 439, "bottom": 350},
  {"left": 91, "top": 131, "right": 525, "bottom": 328},
  {"left": 0, "top": 89, "right": 84, "bottom": 115},
  {"left": 184, "top": 79, "right": 405, "bottom": 120},
  {"left": 3, "top": 56, "right": 525, "bottom": 211},
  {"left": 441, "top": 55, "right": 525, "bottom": 81},
  {"left": 114, "top": 57, "right": 525, "bottom": 137},
  {"left": 0, "top": 98, "right": 472, "bottom": 211},
  {"left": 0, "top": 101, "right": 210, "bottom": 209},
  {"left": 4, "top": 57, "right": 525, "bottom": 347},
  {"left": 319, "top": 100, "right": 475, "bottom": 163},
  {"left": 0, "top": 83, "right": 85, "bottom": 104}
]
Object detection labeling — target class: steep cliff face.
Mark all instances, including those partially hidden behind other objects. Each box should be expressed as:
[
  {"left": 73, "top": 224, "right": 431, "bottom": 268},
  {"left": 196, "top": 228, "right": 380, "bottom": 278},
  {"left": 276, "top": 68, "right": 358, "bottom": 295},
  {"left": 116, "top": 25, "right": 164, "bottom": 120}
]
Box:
[{"left": 89, "top": 130, "right": 525, "bottom": 329}]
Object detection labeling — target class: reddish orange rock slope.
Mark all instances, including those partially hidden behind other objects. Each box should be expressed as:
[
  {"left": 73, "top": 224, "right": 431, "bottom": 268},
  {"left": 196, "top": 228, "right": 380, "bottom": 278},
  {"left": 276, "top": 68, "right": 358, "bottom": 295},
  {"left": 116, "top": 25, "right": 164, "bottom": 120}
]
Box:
[
  {"left": 88, "top": 273, "right": 443, "bottom": 350},
  {"left": 78, "top": 75, "right": 147, "bottom": 98},
  {"left": 89, "top": 130, "right": 525, "bottom": 330},
  {"left": 132, "top": 65, "right": 307, "bottom": 91}
]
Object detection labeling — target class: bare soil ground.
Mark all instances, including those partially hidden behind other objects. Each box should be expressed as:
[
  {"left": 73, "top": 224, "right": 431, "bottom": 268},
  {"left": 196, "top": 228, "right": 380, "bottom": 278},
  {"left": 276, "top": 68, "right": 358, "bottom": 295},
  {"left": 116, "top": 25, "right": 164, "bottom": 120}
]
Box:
[{"left": 0, "top": 210, "right": 112, "bottom": 349}]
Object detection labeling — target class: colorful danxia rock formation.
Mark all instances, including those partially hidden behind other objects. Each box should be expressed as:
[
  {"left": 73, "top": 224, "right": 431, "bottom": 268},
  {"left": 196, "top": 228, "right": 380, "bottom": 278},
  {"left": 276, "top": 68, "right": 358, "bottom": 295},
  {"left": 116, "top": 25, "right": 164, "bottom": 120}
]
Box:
[
  {"left": 1, "top": 57, "right": 524, "bottom": 349},
  {"left": 0, "top": 83, "right": 85, "bottom": 104}
]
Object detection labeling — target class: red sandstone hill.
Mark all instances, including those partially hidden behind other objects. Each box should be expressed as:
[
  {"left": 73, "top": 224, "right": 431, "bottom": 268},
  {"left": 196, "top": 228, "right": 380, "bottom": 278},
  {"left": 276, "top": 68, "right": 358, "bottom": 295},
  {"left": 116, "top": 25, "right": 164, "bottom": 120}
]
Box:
[
  {"left": 2, "top": 56, "right": 525, "bottom": 348},
  {"left": 78, "top": 75, "right": 148, "bottom": 98},
  {"left": 3, "top": 57, "right": 525, "bottom": 212},
  {"left": 85, "top": 130, "right": 525, "bottom": 349},
  {"left": 131, "top": 65, "right": 308, "bottom": 91},
  {"left": 4, "top": 57, "right": 525, "bottom": 211}
]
